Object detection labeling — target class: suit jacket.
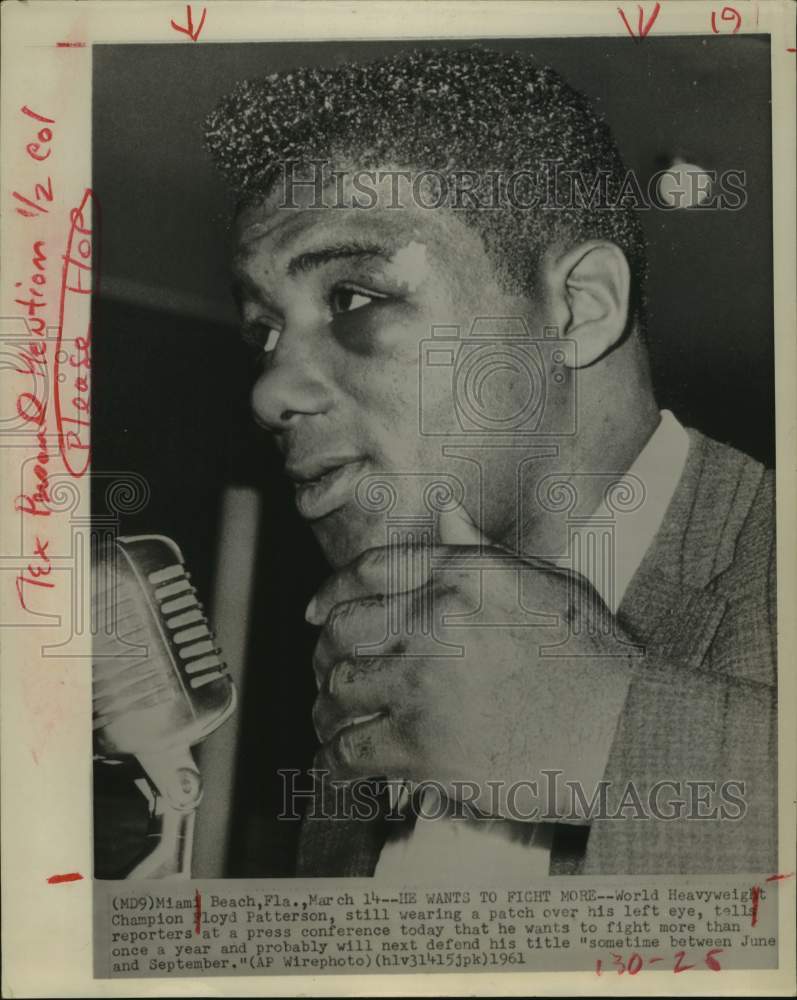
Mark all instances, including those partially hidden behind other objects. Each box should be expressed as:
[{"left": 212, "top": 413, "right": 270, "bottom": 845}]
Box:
[{"left": 296, "top": 428, "right": 777, "bottom": 876}]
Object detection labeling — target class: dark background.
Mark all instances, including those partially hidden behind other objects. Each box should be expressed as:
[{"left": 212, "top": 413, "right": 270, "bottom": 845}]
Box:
[{"left": 92, "top": 36, "right": 774, "bottom": 876}]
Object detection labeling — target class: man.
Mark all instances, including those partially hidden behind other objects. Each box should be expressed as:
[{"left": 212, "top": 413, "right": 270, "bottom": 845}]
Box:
[{"left": 205, "top": 45, "right": 776, "bottom": 875}]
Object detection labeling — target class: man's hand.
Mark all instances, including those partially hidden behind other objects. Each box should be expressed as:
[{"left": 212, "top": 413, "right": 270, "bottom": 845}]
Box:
[{"left": 306, "top": 508, "right": 636, "bottom": 819}]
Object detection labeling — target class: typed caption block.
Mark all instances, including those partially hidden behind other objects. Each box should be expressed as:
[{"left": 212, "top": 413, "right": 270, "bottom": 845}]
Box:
[{"left": 94, "top": 874, "right": 781, "bottom": 979}]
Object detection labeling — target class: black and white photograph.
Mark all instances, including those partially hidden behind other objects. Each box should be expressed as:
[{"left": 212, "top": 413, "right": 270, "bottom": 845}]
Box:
[{"left": 92, "top": 31, "right": 777, "bottom": 882}]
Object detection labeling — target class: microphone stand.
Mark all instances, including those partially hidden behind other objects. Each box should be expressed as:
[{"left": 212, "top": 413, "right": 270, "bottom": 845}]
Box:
[{"left": 126, "top": 748, "right": 202, "bottom": 879}]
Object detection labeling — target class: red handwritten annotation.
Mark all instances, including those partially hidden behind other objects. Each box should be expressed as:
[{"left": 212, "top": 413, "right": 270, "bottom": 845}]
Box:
[
  {"left": 53, "top": 188, "right": 95, "bottom": 479},
  {"left": 12, "top": 102, "right": 96, "bottom": 612},
  {"left": 13, "top": 106, "right": 57, "bottom": 612},
  {"left": 750, "top": 886, "right": 761, "bottom": 927},
  {"left": 711, "top": 7, "right": 741, "bottom": 33},
  {"left": 751, "top": 872, "right": 792, "bottom": 928},
  {"left": 618, "top": 6, "right": 750, "bottom": 40},
  {"left": 47, "top": 872, "right": 84, "bottom": 885},
  {"left": 171, "top": 5, "right": 207, "bottom": 42},
  {"left": 596, "top": 947, "right": 724, "bottom": 975},
  {"left": 194, "top": 889, "right": 202, "bottom": 934},
  {"left": 617, "top": 3, "right": 661, "bottom": 40},
  {"left": 594, "top": 875, "right": 792, "bottom": 975}
]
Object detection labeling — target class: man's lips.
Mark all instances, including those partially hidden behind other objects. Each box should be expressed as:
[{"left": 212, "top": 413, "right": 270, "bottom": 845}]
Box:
[{"left": 287, "top": 458, "right": 367, "bottom": 521}]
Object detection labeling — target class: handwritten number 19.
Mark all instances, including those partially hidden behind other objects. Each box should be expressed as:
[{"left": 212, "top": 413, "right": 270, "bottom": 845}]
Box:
[{"left": 711, "top": 7, "right": 741, "bottom": 33}]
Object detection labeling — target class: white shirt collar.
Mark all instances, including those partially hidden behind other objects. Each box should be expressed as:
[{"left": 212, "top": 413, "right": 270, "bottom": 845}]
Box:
[{"left": 555, "top": 409, "right": 690, "bottom": 613}]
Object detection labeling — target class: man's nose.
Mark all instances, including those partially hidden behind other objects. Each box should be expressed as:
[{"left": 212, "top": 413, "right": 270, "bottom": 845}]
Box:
[{"left": 250, "top": 330, "right": 332, "bottom": 432}]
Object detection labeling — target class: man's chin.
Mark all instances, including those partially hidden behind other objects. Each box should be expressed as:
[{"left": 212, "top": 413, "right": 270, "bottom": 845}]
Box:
[{"left": 309, "top": 509, "right": 388, "bottom": 569}]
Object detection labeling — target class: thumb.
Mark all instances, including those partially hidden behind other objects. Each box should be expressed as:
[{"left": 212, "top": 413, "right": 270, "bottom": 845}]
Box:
[{"left": 437, "top": 503, "right": 489, "bottom": 547}]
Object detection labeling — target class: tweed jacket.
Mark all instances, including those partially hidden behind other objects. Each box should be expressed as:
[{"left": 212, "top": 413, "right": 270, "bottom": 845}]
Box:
[{"left": 296, "top": 428, "right": 777, "bottom": 876}]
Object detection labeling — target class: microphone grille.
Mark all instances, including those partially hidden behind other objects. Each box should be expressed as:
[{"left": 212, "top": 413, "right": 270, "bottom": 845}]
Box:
[{"left": 92, "top": 535, "right": 236, "bottom": 758}]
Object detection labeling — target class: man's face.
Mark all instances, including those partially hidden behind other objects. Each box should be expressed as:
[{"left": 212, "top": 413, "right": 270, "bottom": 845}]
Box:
[{"left": 232, "top": 170, "right": 558, "bottom": 567}]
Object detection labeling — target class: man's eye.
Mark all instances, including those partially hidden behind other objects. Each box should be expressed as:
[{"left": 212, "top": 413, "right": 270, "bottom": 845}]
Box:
[
  {"left": 330, "top": 286, "right": 381, "bottom": 315},
  {"left": 242, "top": 322, "right": 281, "bottom": 356}
]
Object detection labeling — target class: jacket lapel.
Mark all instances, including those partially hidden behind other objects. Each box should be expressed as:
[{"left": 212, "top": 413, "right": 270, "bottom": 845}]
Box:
[
  {"left": 550, "top": 429, "right": 765, "bottom": 874},
  {"left": 612, "top": 428, "right": 764, "bottom": 670}
]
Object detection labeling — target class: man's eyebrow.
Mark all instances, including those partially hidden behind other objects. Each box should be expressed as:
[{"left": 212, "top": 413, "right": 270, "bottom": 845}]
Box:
[
  {"left": 286, "top": 242, "right": 392, "bottom": 277},
  {"left": 229, "top": 240, "right": 394, "bottom": 310}
]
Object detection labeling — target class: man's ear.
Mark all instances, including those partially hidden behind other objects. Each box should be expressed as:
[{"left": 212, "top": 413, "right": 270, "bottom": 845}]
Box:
[{"left": 544, "top": 241, "right": 631, "bottom": 368}]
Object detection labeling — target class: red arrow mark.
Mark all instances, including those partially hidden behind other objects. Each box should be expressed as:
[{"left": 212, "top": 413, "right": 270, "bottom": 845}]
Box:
[
  {"left": 618, "top": 2, "right": 661, "bottom": 40},
  {"left": 171, "top": 5, "right": 207, "bottom": 42}
]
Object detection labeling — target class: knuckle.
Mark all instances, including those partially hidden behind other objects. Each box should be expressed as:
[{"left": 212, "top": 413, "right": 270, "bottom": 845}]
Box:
[
  {"left": 327, "top": 598, "right": 356, "bottom": 638},
  {"left": 343, "top": 724, "right": 376, "bottom": 765},
  {"left": 314, "top": 657, "right": 366, "bottom": 743},
  {"left": 326, "top": 657, "right": 357, "bottom": 697},
  {"left": 328, "top": 718, "right": 381, "bottom": 774},
  {"left": 322, "top": 609, "right": 351, "bottom": 657}
]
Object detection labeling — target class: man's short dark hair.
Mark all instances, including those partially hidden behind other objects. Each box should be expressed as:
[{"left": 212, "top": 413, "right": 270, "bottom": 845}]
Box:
[{"left": 205, "top": 44, "right": 647, "bottom": 328}]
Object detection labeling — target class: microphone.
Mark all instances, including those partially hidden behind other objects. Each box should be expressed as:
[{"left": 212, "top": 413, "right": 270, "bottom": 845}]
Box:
[{"left": 92, "top": 534, "right": 236, "bottom": 879}]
